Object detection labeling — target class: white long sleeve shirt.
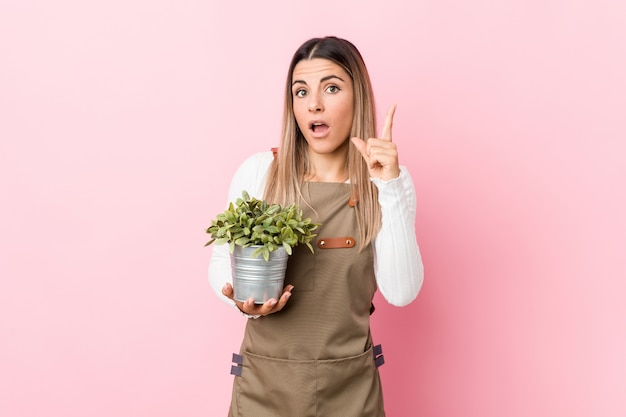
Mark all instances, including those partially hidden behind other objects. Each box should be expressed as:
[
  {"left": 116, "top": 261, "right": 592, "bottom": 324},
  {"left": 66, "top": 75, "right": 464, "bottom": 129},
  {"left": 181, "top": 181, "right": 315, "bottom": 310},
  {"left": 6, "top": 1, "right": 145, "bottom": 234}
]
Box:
[{"left": 208, "top": 151, "right": 424, "bottom": 314}]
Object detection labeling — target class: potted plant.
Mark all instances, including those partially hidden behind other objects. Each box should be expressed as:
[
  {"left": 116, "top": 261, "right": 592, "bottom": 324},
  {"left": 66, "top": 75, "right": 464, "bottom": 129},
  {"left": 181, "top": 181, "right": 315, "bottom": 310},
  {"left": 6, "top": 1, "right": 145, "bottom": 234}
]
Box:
[{"left": 205, "top": 191, "right": 319, "bottom": 303}]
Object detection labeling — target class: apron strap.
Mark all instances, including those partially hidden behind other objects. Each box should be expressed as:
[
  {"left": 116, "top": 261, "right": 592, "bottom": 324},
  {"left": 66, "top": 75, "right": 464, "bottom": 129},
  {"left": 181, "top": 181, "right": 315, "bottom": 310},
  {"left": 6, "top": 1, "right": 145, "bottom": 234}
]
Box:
[
  {"left": 373, "top": 344, "right": 385, "bottom": 368},
  {"left": 230, "top": 353, "right": 244, "bottom": 377}
]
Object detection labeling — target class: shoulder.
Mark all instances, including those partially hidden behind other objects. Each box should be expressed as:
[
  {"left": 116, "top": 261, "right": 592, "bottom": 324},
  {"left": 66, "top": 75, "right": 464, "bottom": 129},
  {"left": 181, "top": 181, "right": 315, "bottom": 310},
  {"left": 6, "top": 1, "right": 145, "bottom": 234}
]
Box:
[
  {"left": 235, "top": 151, "right": 274, "bottom": 176},
  {"left": 228, "top": 151, "right": 274, "bottom": 200}
]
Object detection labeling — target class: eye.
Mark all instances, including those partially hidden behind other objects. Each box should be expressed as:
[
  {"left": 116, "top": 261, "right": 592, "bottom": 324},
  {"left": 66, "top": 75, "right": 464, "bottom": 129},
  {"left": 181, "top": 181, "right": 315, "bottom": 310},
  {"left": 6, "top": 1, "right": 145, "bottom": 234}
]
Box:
[
  {"left": 294, "top": 89, "right": 307, "bottom": 98},
  {"left": 325, "top": 85, "right": 340, "bottom": 94}
]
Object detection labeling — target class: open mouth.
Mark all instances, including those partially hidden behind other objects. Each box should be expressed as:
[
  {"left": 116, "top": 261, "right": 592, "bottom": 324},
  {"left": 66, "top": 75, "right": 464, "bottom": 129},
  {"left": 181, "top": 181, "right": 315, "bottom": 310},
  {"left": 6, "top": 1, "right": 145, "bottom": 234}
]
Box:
[{"left": 310, "top": 122, "right": 329, "bottom": 133}]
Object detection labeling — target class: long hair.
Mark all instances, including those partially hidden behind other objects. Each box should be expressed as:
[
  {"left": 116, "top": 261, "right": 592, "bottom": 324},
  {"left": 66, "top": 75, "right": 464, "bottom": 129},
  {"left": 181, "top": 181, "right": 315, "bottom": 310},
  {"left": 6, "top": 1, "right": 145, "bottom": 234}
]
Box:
[{"left": 264, "top": 36, "right": 381, "bottom": 249}]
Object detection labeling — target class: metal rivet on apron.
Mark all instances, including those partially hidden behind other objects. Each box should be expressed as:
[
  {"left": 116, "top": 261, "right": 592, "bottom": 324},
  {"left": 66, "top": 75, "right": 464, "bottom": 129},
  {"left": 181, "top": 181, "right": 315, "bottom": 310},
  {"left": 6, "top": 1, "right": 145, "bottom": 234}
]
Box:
[
  {"left": 346, "top": 239, "right": 352, "bottom": 245},
  {"left": 319, "top": 240, "right": 326, "bottom": 247}
]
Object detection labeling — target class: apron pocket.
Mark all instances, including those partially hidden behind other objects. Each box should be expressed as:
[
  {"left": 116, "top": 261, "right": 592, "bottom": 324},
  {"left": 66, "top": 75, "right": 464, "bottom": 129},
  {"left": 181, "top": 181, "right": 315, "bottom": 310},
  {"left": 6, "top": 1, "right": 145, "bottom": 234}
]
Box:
[
  {"left": 233, "top": 351, "right": 317, "bottom": 417},
  {"left": 316, "top": 345, "right": 385, "bottom": 417},
  {"left": 231, "top": 348, "right": 385, "bottom": 417}
]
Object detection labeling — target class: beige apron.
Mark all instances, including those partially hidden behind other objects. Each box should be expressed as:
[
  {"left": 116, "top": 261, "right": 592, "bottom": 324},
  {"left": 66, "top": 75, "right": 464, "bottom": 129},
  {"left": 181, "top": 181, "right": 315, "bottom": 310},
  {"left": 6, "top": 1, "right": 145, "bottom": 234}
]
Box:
[{"left": 228, "top": 182, "right": 385, "bottom": 417}]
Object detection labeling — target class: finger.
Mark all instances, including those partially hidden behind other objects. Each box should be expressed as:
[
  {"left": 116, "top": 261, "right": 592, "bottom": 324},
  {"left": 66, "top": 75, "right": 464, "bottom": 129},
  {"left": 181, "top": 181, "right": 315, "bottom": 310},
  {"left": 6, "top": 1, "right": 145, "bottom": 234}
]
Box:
[
  {"left": 241, "top": 297, "right": 256, "bottom": 313},
  {"left": 258, "top": 298, "right": 278, "bottom": 315},
  {"left": 350, "top": 137, "right": 370, "bottom": 161},
  {"left": 280, "top": 285, "right": 294, "bottom": 303},
  {"left": 230, "top": 295, "right": 267, "bottom": 316},
  {"left": 380, "top": 104, "right": 397, "bottom": 142},
  {"left": 363, "top": 139, "right": 401, "bottom": 180},
  {"left": 273, "top": 289, "right": 293, "bottom": 312},
  {"left": 263, "top": 285, "right": 294, "bottom": 313},
  {"left": 366, "top": 138, "right": 396, "bottom": 159},
  {"left": 222, "top": 283, "right": 235, "bottom": 300}
]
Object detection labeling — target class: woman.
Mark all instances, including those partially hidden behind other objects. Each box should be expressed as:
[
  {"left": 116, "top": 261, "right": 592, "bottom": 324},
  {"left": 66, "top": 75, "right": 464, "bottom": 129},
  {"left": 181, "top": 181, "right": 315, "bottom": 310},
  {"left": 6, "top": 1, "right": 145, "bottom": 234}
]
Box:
[{"left": 209, "top": 36, "right": 424, "bottom": 417}]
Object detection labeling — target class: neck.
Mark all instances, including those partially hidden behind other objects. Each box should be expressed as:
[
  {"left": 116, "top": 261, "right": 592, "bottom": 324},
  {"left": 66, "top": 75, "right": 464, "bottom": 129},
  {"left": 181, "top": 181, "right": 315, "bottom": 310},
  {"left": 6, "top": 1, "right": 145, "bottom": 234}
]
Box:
[{"left": 305, "top": 146, "right": 349, "bottom": 183}]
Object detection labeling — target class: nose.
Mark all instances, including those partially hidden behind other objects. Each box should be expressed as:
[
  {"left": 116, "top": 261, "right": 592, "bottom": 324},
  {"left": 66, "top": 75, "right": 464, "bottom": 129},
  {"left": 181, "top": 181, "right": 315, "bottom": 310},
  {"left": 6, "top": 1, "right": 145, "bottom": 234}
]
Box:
[{"left": 308, "top": 92, "right": 323, "bottom": 112}]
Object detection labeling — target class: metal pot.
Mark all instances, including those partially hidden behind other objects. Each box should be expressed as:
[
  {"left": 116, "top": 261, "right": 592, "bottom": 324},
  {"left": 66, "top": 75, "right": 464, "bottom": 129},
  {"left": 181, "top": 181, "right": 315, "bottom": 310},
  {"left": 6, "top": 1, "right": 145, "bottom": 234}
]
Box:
[{"left": 230, "top": 245, "right": 289, "bottom": 304}]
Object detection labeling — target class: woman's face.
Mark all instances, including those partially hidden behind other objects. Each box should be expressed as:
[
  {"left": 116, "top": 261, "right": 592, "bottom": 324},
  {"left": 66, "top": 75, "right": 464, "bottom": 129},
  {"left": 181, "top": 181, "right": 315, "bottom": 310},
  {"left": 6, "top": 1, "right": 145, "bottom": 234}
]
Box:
[{"left": 291, "top": 58, "right": 354, "bottom": 156}]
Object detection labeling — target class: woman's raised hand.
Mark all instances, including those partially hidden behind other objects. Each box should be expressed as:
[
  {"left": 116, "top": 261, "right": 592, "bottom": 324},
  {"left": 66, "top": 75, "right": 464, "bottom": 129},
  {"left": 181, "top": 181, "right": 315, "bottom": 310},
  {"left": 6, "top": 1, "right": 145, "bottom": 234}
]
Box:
[
  {"left": 222, "top": 283, "right": 294, "bottom": 317},
  {"left": 350, "top": 105, "right": 401, "bottom": 181}
]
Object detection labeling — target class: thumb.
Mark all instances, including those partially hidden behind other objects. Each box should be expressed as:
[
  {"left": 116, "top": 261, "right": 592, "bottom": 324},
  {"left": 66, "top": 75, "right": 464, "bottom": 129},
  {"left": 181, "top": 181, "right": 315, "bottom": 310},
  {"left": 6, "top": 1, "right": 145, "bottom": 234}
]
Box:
[{"left": 351, "top": 137, "right": 368, "bottom": 160}]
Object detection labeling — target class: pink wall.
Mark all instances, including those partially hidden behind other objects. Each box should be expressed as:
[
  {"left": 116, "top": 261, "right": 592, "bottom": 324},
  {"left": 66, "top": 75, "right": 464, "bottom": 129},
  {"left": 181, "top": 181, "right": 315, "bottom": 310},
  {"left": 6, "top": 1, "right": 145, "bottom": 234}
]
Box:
[{"left": 1, "top": 1, "right": 624, "bottom": 416}]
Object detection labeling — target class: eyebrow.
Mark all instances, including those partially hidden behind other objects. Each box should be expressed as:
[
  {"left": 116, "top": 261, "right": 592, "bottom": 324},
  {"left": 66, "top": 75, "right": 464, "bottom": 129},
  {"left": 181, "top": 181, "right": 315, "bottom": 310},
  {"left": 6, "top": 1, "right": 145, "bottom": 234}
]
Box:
[{"left": 292, "top": 74, "right": 346, "bottom": 87}]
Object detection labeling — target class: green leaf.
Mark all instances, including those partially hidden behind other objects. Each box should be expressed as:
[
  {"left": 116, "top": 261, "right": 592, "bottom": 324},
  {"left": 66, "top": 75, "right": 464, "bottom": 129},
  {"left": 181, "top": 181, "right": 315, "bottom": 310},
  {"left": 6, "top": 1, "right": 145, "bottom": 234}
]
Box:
[
  {"left": 225, "top": 211, "right": 237, "bottom": 223},
  {"left": 282, "top": 242, "right": 292, "bottom": 255},
  {"left": 305, "top": 242, "right": 315, "bottom": 254},
  {"left": 216, "top": 237, "right": 230, "bottom": 245},
  {"left": 205, "top": 189, "right": 322, "bottom": 256},
  {"left": 265, "top": 225, "right": 280, "bottom": 234},
  {"left": 267, "top": 204, "right": 281, "bottom": 215},
  {"left": 235, "top": 237, "right": 250, "bottom": 246}
]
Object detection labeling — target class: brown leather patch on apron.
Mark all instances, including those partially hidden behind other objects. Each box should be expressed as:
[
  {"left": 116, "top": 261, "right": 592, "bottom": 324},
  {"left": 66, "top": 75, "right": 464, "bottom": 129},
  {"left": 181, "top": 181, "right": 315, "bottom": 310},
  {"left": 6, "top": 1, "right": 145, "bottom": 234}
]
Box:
[{"left": 317, "top": 236, "right": 356, "bottom": 249}]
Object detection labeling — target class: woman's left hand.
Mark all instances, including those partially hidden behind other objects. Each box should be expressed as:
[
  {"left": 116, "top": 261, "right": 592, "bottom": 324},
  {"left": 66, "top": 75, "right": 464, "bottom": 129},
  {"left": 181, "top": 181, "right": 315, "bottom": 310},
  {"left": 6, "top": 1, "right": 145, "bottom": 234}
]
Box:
[{"left": 351, "top": 105, "right": 400, "bottom": 181}]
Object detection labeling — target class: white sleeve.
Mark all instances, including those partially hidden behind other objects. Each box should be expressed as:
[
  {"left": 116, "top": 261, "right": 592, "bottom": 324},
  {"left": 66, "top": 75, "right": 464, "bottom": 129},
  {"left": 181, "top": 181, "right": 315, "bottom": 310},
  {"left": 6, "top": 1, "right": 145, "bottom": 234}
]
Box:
[
  {"left": 207, "top": 151, "right": 274, "bottom": 315},
  {"left": 371, "top": 166, "right": 424, "bottom": 306}
]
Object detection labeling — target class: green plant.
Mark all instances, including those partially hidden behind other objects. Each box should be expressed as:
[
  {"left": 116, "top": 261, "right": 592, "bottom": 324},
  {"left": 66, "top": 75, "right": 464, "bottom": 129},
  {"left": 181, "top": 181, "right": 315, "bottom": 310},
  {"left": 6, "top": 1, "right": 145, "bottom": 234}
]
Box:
[{"left": 205, "top": 191, "right": 320, "bottom": 261}]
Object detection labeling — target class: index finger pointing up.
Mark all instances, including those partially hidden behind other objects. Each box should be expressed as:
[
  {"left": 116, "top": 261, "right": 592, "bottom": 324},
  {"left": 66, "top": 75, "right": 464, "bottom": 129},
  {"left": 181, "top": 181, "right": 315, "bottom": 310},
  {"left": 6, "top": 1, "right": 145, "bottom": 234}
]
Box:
[{"left": 381, "top": 104, "right": 397, "bottom": 141}]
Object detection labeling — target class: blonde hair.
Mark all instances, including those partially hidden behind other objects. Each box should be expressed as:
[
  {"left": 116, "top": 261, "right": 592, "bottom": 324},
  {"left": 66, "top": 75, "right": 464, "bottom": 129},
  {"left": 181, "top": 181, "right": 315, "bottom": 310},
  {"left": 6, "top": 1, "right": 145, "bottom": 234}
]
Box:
[{"left": 264, "top": 36, "right": 381, "bottom": 249}]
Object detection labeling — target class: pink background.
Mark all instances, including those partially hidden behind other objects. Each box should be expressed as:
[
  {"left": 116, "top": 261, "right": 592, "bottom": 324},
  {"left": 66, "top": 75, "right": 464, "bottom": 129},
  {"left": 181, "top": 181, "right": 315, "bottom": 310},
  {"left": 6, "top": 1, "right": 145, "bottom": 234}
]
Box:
[{"left": 1, "top": 1, "right": 625, "bottom": 416}]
